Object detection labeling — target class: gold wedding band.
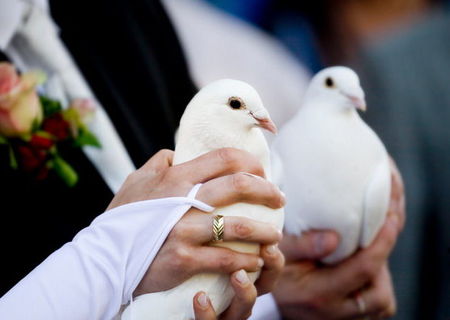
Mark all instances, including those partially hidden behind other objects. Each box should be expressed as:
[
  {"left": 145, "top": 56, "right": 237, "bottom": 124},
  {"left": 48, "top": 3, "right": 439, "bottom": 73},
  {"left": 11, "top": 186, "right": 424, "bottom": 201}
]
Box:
[{"left": 212, "top": 215, "right": 224, "bottom": 242}]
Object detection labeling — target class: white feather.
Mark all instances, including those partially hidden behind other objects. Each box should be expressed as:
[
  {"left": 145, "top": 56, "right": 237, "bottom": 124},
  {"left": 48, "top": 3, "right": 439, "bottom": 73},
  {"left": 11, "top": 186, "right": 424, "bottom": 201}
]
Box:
[{"left": 272, "top": 66, "right": 390, "bottom": 264}]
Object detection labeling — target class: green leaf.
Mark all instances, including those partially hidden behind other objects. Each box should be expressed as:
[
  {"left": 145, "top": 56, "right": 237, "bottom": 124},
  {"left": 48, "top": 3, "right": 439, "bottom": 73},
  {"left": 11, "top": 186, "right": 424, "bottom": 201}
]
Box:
[
  {"left": 8, "top": 145, "right": 18, "bottom": 169},
  {"left": 0, "top": 136, "right": 7, "bottom": 144},
  {"left": 40, "top": 95, "right": 63, "bottom": 117},
  {"left": 63, "top": 108, "right": 81, "bottom": 126},
  {"left": 74, "top": 128, "right": 101, "bottom": 148},
  {"left": 52, "top": 155, "right": 78, "bottom": 187}
]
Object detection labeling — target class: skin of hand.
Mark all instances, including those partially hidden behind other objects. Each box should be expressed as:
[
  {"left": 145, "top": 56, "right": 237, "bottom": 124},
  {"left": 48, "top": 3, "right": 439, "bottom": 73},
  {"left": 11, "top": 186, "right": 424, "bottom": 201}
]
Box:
[
  {"left": 273, "top": 159, "right": 405, "bottom": 320},
  {"left": 107, "top": 148, "right": 285, "bottom": 315}
]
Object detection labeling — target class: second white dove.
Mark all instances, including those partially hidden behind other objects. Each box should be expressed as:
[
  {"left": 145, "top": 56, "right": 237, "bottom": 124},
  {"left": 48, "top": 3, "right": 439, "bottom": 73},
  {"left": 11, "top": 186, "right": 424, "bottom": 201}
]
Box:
[{"left": 272, "top": 66, "right": 391, "bottom": 264}]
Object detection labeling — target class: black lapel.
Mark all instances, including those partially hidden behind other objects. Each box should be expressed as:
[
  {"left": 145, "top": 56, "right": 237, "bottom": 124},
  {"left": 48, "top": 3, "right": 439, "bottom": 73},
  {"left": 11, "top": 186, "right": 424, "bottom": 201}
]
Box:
[{"left": 49, "top": 0, "right": 197, "bottom": 167}]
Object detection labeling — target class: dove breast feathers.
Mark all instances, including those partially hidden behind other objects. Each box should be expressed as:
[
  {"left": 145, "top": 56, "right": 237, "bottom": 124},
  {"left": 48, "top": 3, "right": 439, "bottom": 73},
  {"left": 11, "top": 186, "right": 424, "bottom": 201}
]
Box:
[{"left": 273, "top": 92, "right": 391, "bottom": 264}]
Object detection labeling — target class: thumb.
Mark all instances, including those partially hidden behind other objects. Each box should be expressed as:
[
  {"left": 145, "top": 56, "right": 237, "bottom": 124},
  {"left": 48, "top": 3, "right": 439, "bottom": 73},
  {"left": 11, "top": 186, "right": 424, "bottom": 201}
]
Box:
[
  {"left": 280, "top": 231, "right": 340, "bottom": 262},
  {"left": 139, "top": 149, "right": 174, "bottom": 173}
]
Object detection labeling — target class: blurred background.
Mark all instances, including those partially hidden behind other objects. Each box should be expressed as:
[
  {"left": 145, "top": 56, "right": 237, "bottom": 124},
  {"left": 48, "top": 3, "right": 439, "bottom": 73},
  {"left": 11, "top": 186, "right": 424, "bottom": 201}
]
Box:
[{"left": 163, "top": 0, "right": 450, "bottom": 319}]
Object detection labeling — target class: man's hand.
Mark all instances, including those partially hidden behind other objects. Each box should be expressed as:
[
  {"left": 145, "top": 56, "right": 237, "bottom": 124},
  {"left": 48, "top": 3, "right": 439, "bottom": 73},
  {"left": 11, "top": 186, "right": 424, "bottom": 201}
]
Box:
[{"left": 274, "top": 159, "right": 405, "bottom": 319}]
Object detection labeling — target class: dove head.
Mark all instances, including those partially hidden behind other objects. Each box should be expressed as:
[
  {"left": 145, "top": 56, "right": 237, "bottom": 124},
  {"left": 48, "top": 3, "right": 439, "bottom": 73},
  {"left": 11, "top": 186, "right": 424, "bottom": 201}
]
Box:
[
  {"left": 305, "top": 66, "right": 366, "bottom": 112},
  {"left": 182, "top": 79, "right": 277, "bottom": 137}
]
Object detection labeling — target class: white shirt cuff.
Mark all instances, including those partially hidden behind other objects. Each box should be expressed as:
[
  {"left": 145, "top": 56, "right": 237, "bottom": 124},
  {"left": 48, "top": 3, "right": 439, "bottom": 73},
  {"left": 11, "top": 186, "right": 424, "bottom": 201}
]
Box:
[{"left": 250, "top": 293, "right": 282, "bottom": 320}]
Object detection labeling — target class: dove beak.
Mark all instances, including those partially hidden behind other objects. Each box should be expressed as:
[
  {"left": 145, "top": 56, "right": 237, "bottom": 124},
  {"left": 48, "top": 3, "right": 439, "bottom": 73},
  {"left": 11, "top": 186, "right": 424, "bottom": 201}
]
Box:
[
  {"left": 342, "top": 88, "right": 366, "bottom": 112},
  {"left": 256, "top": 117, "right": 277, "bottom": 134},
  {"left": 250, "top": 111, "right": 277, "bottom": 134},
  {"left": 348, "top": 95, "right": 367, "bottom": 112}
]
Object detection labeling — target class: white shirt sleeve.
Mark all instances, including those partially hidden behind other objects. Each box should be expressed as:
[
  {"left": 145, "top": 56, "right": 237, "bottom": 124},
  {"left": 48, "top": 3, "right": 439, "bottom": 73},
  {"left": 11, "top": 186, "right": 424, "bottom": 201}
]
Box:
[
  {"left": 250, "top": 294, "right": 282, "bottom": 320},
  {"left": 0, "top": 186, "right": 214, "bottom": 320}
]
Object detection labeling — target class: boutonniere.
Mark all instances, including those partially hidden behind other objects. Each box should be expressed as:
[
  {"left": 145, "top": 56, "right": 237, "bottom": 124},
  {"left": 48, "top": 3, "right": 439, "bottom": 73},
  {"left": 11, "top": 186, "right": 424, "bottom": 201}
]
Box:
[{"left": 0, "top": 62, "right": 101, "bottom": 186}]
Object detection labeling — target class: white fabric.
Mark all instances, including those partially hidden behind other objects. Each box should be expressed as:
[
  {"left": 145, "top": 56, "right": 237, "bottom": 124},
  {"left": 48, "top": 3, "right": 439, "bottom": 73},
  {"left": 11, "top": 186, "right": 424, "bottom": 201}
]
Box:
[
  {"left": 0, "top": 184, "right": 214, "bottom": 320},
  {"left": 251, "top": 294, "right": 282, "bottom": 320},
  {"left": 2, "top": 0, "right": 136, "bottom": 193},
  {"left": 0, "top": 0, "right": 25, "bottom": 49}
]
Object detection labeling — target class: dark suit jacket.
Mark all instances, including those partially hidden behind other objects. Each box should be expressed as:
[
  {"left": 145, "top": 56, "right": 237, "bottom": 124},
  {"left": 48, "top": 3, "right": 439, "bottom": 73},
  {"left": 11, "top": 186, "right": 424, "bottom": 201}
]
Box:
[
  {"left": 0, "top": 0, "right": 196, "bottom": 295},
  {"left": 356, "top": 10, "right": 450, "bottom": 320}
]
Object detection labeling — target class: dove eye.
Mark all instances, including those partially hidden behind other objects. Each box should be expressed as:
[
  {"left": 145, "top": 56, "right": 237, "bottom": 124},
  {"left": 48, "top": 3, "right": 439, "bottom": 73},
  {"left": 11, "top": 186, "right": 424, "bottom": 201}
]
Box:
[
  {"left": 325, "top": 77, "right": 335, "bottom": 88},
  {"left": 228, "top": 97, "right": 245, "bottom": 110}
]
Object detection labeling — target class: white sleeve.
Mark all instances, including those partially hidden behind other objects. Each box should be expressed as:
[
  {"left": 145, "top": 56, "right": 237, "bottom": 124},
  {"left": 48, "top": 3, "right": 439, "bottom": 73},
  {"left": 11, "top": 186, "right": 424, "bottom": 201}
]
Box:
[
  {"left": 250, "top": 294, "right": 282, "bottom": 320},
  {"left": 0, "top": 187, "right": 214, "bottom": 320},
  {"left": 0, "top": 0, "right": 26, "bottom": 49}
]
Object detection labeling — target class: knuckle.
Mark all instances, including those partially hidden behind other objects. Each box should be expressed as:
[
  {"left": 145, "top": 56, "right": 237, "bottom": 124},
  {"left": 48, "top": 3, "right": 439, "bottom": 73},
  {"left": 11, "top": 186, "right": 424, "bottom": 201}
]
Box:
[
  {"left": 267, "top": 183, "right": 283, "bottom": 207},
  {"left": 232, "top": 220, "right": 254, "bottom": 240},
  {"left": 217, "top": 148, "right": 240, "bottom": 168},
  {"left": 171, "top": 247, "right": 191, "bottom": 269},
  {"left": 171, "top": 221, "right": 190, "bottom": 238},
  {"left": 163, "top": 166, "right": 178, "bottom": 182},
  {"left": 232, "top": 173, "right": 252, "bottom": 195},
  {"left": 218, "top": 253, "right": 236, "bottom": 271},
  {"left": 358, "top": 261, "right": 377, "bottom": 281},
  {"left": 157, "top": 148, "right": 173, "bottom": 157}
]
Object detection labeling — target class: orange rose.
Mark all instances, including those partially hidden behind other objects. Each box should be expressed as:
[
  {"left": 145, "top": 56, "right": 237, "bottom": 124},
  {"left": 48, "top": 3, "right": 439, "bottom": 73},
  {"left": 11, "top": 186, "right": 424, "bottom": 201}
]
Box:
[{"left": 0, "top": 62, "right": 44, "bottom": 137}]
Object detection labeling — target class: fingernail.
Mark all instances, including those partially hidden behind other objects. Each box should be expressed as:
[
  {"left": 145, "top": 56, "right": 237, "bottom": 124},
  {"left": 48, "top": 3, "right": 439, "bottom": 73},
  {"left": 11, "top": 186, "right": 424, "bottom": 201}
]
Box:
[
  {"left": 235, "top": 269, "right": 250, "bottom": 285},
  {"left": 266, "top": 244, "right": 278, "bottom": 255},
  {"left": 258, "top": 258, "right": 265, "bottom": 268},
  {"left": 197, "top": 292, "right": 209, "bottom": 308},
  {"left": 242, "top": 172, "right": 264, "bottom": 180},
  {"left": 277, "top": 229, "right": 283, "bottom": 240}
]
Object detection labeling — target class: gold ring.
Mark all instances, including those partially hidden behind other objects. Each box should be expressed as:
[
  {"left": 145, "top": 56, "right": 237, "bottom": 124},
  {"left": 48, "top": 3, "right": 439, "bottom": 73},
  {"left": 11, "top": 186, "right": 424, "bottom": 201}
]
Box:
[{"left": 212, "top": 215, "right": 224, "bottom": 242}]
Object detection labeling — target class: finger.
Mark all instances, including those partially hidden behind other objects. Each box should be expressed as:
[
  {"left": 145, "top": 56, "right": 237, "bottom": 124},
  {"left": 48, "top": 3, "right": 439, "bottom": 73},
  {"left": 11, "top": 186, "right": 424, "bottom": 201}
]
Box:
[
  {"left": 139, "top": 149, "right": 174, "bottom": 173},
  {"left": 172, "top": 148, "right": 265, "bottom": 184},
  {"left": 177, "top": 213, "right": 282, "bottom": 244},
  {"left": 197, "top": 172, "right": 285, "bottom": 209},
  {"left": 330, "top": 214, "right": 399, "bottom": 294},
  {"left": 255, "top": 244, "right": 285, "bottom": 295},
  {"left": 221, "top": 270, "right": 257, "bottom": 320},
  {"left": 190, "top": 246, "right": 264, "bottom": 275},
  {"left": 280, "top": 231, "right": 340, "bottom": 262},
  {"left": 341, "top": 265, "right": 395, "bottom": 318},
  {"left": 388, "top": 157, "right": 406, "bottom": 231},
  {"left": 194, "top": 292, "right": 217, "bottom": 320}
]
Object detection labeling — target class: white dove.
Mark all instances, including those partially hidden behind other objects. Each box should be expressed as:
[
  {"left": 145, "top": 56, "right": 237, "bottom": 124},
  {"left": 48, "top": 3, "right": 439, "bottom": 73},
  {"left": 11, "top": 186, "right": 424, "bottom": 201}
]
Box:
[
  {"left": 121, "top": 79, "right": 284, "bottom": 319},
  {"left": 272, "top": 66, "right": 391, "bottom": 264}
]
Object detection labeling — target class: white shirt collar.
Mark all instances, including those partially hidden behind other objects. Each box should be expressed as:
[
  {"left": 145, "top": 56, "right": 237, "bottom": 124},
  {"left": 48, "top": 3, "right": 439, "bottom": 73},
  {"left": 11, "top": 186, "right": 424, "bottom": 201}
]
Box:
[{"left": 0, "top": 0, "right": 49, "bottom": 50}]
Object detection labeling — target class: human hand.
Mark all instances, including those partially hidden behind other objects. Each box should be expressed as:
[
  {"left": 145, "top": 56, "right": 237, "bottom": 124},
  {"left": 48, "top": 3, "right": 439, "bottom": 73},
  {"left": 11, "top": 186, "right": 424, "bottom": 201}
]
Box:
[
  {"left": 193, "top": 244, "right": 285, "bottom": 320},
  {"left": 273, "top": 158, "right": 405, "bottom": 319},
  {"left": 193, "top": 270, "right": 257, "bottom": 320},
  {"left": 112, "top": 148, "right": 285, "bottom": 297}
]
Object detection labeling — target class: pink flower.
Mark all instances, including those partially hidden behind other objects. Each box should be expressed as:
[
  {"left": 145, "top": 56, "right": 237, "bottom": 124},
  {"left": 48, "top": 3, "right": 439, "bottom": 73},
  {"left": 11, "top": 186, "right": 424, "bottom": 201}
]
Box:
[
  {"left": 70, "top": 98, "right": 96, "bottom": 121},
  {"left": 0, "top": 62, "right": 44, "bottom": 137}
]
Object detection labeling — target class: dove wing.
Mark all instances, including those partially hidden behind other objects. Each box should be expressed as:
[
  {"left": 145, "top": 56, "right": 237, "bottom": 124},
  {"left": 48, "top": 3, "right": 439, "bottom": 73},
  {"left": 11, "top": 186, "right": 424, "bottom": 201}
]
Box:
[{"left": 359, "top": 155, "right": 391, "bottom": 247}]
